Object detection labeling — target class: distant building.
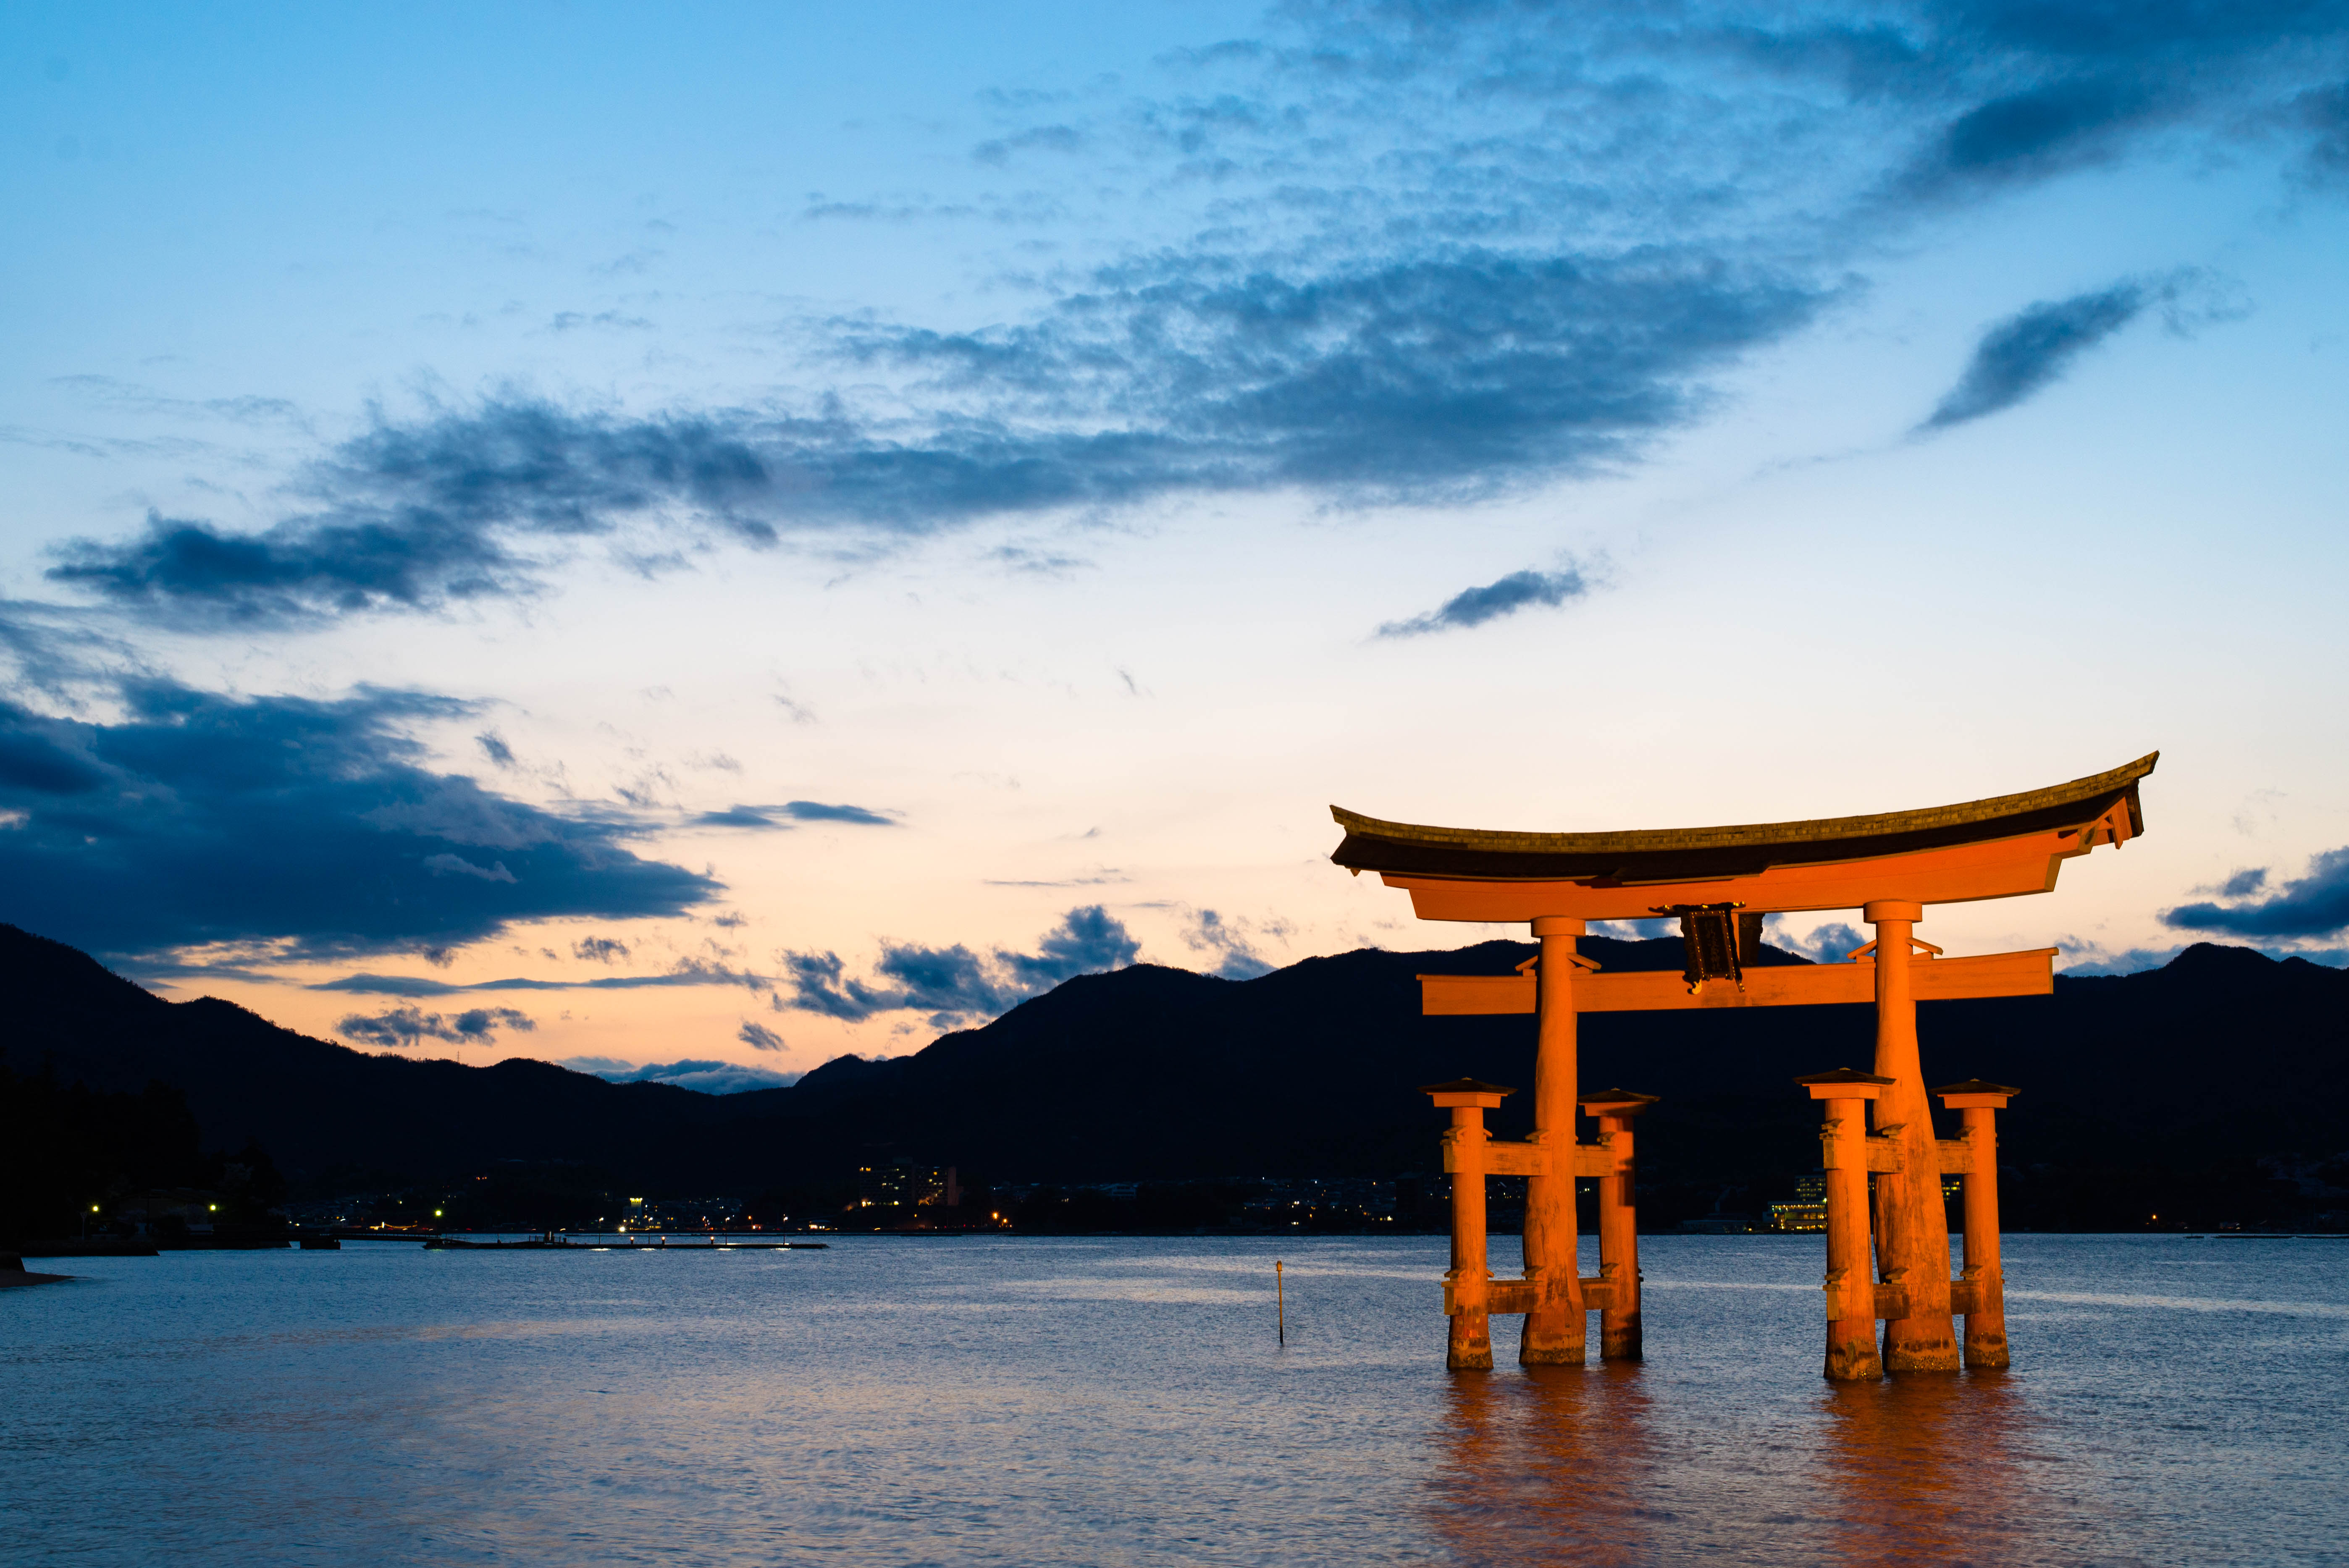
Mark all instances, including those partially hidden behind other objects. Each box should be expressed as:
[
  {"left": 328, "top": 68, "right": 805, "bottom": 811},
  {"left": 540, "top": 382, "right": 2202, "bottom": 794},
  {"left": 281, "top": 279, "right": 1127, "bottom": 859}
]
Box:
[
  {"left": 856, "top": 1159, "right": 959, "bottom": 1211},
  {"left": 1771, "top": 1174, "right": 1829, "bottom": 1232}
]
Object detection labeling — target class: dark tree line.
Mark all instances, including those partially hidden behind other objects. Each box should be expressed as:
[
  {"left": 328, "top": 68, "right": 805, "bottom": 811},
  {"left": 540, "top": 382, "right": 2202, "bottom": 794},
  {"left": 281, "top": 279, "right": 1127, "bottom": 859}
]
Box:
[{"left": 0, "top": 1062, "right": 286, "bottom": 1243}]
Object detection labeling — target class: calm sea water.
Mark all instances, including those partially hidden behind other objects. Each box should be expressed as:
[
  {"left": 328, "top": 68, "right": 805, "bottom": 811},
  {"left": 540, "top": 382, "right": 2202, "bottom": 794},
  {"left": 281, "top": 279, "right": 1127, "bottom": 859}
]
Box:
[{"left": 4, "top": 1234, "right": 2344, "bottom": 1566}]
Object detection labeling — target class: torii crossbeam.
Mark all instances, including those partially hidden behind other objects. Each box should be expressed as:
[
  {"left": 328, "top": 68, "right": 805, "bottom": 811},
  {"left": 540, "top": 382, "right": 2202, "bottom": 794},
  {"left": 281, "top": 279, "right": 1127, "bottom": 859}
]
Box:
[{"left": 1332, "top": 752, "right": 2157, "bottom": 1377}]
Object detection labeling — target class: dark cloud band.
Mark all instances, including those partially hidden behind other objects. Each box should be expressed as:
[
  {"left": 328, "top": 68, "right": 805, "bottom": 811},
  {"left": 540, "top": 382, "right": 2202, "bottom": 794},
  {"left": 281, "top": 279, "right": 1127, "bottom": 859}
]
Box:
[
  {"left": 780, "top": 905, "right": 1139, "bottom": 1028},
  {"left": 0, "top": 679, "right": 717, "bottom": 963},
  {"left": 2164, "top": 847, "right": 2349, "bottom": 939},
  {"left": 1376, "top": 566, "right": 1590, "bottom": 639},
  {"left": 1919, "top": 284, "right": 2146, "bottom": 430}
]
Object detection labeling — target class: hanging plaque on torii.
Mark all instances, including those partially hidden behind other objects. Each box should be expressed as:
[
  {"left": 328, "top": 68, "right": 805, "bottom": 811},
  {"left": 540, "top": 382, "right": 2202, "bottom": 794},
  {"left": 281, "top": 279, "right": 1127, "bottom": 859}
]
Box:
[{"left": 1330, "top": 751, "right": 2157, "bottom": 1379}]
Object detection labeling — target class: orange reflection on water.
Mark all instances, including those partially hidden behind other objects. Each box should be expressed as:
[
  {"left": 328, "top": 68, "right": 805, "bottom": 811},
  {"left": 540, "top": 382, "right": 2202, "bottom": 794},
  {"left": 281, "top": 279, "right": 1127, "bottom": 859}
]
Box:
[
  {"left": 1423, "top": 1358, "right": 2064, "bottom": 1566},
  {"left": 1423, "top": 1361, "right": 1659, "bottom": 1567},
  {"left": 1818, "top": 1370, "right": 2034, "bottom": 1566}
]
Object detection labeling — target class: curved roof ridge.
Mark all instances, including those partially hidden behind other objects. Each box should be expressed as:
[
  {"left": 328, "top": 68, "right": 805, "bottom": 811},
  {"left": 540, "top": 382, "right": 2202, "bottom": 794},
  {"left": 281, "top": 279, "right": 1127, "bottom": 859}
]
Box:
[{"left": 1331, "top": 752, "right": 2156, "bottom": 857}]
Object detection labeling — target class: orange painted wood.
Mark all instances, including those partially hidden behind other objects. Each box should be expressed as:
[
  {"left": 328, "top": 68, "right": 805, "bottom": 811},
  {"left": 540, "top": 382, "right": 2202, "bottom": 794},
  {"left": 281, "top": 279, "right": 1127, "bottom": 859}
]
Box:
[
  {"left": 1446, "top": 1274, "right": 1619, "bottom": 1316},
  {"left": 1416, "top": 974, "right": 1538, "bottom": 1014},
  {"left": 1571, "top": 1141, "right": 1630, "bottom": 1177},
  {"left": 1386, "top": 817, "right": 2131, "bottom": 923},
  {"left": 1441, "top": 1102, "right": 1493, "bottom": 1370},
  {"left": 1419, "top": 947, "right": 2054, "bottom": 1016},
  {"left": 1593, "top": 1114, "right": 1641, "bottom": 1361},
  {"left": 1451, "top": 1140, "right": 1546, "bottom": 1177},
  {"left": 1956, "top": 1104, "right": 2010, "bottom": 1368},
  {"left": 1518, "top": 919, "right": 1585, "bottom": 1365},
  {"left": 1868, "top": 907, "right": 1961, "bottom": 1372},
  {"left": 1816, "top": 1092, "right": 1882, "bottom": 1380}
]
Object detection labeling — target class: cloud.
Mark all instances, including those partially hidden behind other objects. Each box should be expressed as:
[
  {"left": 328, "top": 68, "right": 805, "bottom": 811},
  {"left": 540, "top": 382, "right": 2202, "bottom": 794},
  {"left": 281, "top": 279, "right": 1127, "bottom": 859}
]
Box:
[
  {"left": 0, "top": 598, "right": 139, "bottom": 698},
  {"left": 573, "top": 936, "right": 629, "bottom": 963},
  {"left": 973, "top": 123, "right": 1087, "bottom": 165},
  {"left": 424, "top": 852, "right": 517, "bottom": 883},
  {"left": 1900, "top": 79, "right": 2163, "bottom": 197},
  {"left": 780, "top": 800, "right": 895, "bottom": 825},
  {"left": 1181, "top": 908, "right": 1276, "bottom": 981},
  {"left": 1589, "top": 918, "right": 1679, "bottom": 941},
  {"left": 689, "top": 800, "right": 898, "bottom": 829},
  {"left": 2163, "top": 847, "right": 2349, "bottom": 939},
  {"left": 1376, "top": 566, "right": 1590, "bottom": 639},
  {"left": 558, "top": 1056, "right": 800, "bottom": 1093},
  {"left": 30, "top": 5, "right": 2349, "bottom": 631},
  {"left": 737, "top": 1020, "right": 786, "bottom": 1052},
  {"left": 41, "top": 251, "right": 1826, "bottom": 627},
  {"left": 339, "top": 1003, "right": 535, "bottom": 1048},
  {"left": 310, "top": 955, "right": 769, "bottom": 996},
  {"left": 0, "top": 678, "right": 717, "bottom": 963},
  {"left": 779, "top": 904, "right": 1139, "bottom": 1028},
  {"left": 2299, "top": 81, "right": 2349, "bottom": 183},
  {"left": 1918, "top": 285, "right": 2146, "bottom": 430},
  {"left": 1765, "top": 917, "right": 1869, "bottom": 964}
]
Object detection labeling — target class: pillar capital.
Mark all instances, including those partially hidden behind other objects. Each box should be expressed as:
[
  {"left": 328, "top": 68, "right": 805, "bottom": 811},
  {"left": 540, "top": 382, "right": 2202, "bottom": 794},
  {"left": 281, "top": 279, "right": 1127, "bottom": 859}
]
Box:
[
  {"left": 1530, "top": 915, "right": 1586, "bottom": 937},
  {"left": 1862, "top": 899, "right": 1923, "bottom": 923},
  {"left": 1423, "top": 1078, "right": 1513, "bottom": 1110},
  {"left": 1795, "top": 1067, "right": 1895, "bottom": 1101},
  {"left": 1934, "top": 1078, "right": 2018, "bottom": 1110}
]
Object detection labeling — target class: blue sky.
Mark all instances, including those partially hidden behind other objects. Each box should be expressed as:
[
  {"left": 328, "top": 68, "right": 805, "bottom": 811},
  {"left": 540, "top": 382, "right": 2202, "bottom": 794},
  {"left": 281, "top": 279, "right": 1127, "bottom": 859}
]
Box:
[{"left": 5, "top": 2, "right": 2348, "bottom": 1081}]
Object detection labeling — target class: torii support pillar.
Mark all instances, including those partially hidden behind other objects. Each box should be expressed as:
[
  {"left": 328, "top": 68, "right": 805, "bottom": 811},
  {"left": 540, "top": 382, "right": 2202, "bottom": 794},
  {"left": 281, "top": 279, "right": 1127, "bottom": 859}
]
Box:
[
  {"left": 1582, "top": 1088, "right": 1658, "bottom": 1361},
  {"left": 1861, "top": 900, "right": 1961, "bottom": 1373},
  {"left": 1799, "top": 1068, "right": 1895, "bottom": 1381},
  {"left": 1521, "top": 916, "right": 1589, "bottom": 1365},
  {"left": 1937, "top": 1079, "right": 2018, "bottom": 1369},
  {"left": 1425, "top": 1078, "right": 1511, "bottom": 1371}
]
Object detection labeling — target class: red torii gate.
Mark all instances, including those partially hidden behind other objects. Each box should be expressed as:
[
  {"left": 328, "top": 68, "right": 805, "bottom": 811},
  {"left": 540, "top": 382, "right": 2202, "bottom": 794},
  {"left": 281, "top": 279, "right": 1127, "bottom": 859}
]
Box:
[{"left": 1331, "top": 753, "right": 2157, "bottom": 1378}]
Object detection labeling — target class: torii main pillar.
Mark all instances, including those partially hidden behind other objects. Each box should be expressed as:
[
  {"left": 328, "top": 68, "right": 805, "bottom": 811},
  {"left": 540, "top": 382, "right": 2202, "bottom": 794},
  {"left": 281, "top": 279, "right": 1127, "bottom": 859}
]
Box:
[
  {"left": 1520, "top": 915, "right": 1587, "bottom": 1364},
  {"left": 1862, "top": 899, "right": 1959, "bottom": 1372}
]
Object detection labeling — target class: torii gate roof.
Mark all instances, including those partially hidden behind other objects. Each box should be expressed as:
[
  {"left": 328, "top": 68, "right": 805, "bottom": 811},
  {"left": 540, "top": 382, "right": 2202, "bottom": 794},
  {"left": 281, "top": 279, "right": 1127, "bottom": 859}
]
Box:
[{"left": 1331, "top": 752, "right": 2157, "bottom": 921}]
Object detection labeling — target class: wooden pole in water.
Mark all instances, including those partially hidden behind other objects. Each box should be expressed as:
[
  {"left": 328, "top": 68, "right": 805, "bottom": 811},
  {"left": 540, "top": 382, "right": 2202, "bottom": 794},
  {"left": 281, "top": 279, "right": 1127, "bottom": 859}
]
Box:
[
  {"left": 1800, "top": 1068, "right": 1893, "bottom": 1380},
  {"left": 1277, "top": 1259, "right": 1285, "bottom": 1345},
  {"left": 1937, "top": 1080, "right": 2017, "bottom": 1369},
  {"left": 1522, "top": 915, "right": 1588, "bottom": 1366},
  {"left": 1582, "top": 1088, "right": 1659, "bottom": 1361},
  {"left": 1424, "top": 1078, "right": 1510, "bottom": 1371},
  {"left": 1863, "top": 901, "right": 1960, "bottom": 1373}
]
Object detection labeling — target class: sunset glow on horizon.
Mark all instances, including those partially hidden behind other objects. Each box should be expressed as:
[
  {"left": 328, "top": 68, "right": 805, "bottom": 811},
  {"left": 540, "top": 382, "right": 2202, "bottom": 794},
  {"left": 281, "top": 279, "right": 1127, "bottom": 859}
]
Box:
[{"left": 6, "top": 3, "right": 2347, "bottom": 1084}]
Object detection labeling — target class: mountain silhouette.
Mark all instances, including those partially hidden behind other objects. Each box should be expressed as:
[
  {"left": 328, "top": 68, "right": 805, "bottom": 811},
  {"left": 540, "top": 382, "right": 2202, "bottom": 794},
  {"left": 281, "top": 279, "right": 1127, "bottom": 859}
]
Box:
[{"left": 5, "top": 921, "right": 2344, "bottom": 1228}]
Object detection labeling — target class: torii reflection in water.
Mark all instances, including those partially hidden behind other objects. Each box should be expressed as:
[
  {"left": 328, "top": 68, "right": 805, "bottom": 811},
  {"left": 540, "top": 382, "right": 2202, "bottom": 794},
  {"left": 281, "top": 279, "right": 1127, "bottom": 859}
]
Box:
[
  {"left": 1424, "top": 1363, "right": 1661, "bottom": 1567},
  {"left": 1422, "top": 1361, "right": 2052, "bottom": 1565}
]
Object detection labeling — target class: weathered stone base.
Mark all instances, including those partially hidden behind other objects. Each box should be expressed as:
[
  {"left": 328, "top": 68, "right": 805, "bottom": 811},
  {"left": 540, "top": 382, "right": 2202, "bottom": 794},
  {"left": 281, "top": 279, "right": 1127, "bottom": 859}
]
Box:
[
  {"left": 1600, "top": 1311, "right": 1643, "bottom": 1362},
  {"left": 1883, "top": 1316, "right": 1961, "bottom": 1372},
  {"left": 1964, "top": 1323, "right": 2010, "bottom": 1369},
  {"left": 1519, "top": 1307, "right": 1586, "bottom": 1365},
  {"left": 1824, "top": 1317, "right": 1884, "bottom": 1381},
  {"left": 1448, "top": 1310, "right": 1493, "bottom": 1371}
]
